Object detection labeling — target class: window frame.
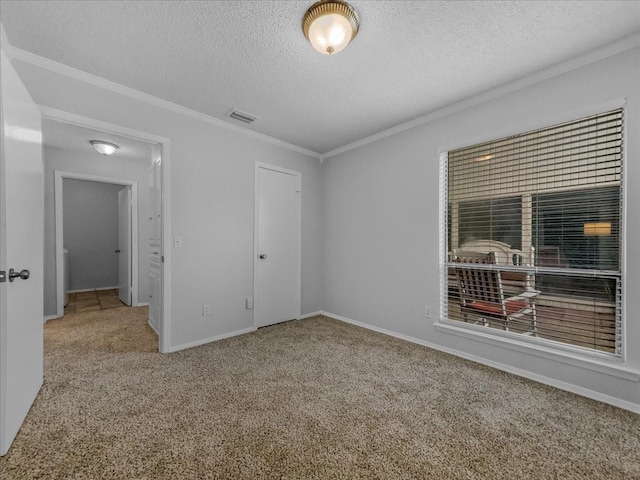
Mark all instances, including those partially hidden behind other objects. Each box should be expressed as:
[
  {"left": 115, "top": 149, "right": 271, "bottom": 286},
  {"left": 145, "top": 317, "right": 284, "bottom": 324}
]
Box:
[{"left": 438, "top": 108, "right": 627, "bottom": 363}]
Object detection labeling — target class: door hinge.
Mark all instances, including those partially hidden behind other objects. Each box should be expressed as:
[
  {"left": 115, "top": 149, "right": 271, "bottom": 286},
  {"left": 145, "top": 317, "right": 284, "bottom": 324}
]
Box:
[
  {"left": 0, "top": 270, "right": 5, "bottom": 283},
  {"left": 161, "top": 256, "right": 164, "bottom": 263}
]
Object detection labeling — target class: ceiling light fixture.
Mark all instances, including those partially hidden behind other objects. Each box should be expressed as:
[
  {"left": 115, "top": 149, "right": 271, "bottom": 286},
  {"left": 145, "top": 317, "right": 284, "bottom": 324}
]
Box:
[
  {"left": 90, "top": 140, "right": 119, "bottom": 155},
  {"left": 302, "top": 0, "right": 360, "bottom": 55}
]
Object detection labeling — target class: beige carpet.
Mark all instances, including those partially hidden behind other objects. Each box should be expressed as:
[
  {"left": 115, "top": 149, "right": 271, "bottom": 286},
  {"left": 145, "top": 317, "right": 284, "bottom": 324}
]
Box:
[{"left": 1, "top": 308, "right": 638, "bottom": 479}]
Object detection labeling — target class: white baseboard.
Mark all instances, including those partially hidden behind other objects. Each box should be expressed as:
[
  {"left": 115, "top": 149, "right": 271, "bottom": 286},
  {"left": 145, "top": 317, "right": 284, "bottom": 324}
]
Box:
[
  {"left": 43, "top": 314, "right": 60, "bottom": 323},
  {"left": 147, "top": 319, "right": 159, "bottom": 336},
  {"left": 320, "top": 311, "right": 640, "bottom": 414},
  {"left": 67, "top": 286, "right": 119, "bottom": 293},
  {"left": 167, "top": 314, "right": 320, "bottom": 354},
  {"left": 136, "top": 302, "right": 149, "bottom": 307},
  {"left": 167, "top": 326, "right": 256, "bottom": 353}
]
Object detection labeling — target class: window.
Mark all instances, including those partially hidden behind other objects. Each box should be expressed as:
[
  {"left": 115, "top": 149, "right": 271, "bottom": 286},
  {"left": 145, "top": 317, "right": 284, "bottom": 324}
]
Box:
[
  {"left": 459, "top": 196, "right": 522, "bottom": 250},
  {"left": 440, "top": 109, "right": 623, "bottom": 355}
]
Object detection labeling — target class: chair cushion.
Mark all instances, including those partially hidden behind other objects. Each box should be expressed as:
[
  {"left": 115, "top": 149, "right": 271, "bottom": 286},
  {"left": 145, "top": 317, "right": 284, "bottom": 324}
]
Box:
[{"left": 467, "top": 299, "right": 528, "bottom": 316}]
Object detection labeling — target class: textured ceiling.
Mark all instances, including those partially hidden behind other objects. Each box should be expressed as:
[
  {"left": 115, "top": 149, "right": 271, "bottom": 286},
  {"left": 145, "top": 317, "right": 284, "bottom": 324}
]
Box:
[
  {"left": 2, "top": 1, "right": 640, "bottom": 154},
  {"left": 42, "top": 118, "right": 153, "bottom": 163}
]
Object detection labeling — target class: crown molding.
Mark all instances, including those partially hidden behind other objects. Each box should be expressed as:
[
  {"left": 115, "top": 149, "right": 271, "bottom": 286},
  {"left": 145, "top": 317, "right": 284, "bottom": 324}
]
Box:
[
  {"left": 10, "top": 47, "right": 322, "bottom": 160},
  {"left": 6, "top": 28, "right": 639, "bottom": 163},
  {"left": 319, "top": 32, "right": 640, "bottom": 161}
]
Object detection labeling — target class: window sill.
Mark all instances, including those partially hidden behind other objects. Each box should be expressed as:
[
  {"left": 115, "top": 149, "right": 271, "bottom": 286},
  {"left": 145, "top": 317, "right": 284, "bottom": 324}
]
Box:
[{"left": 434, "top": 320, "right": 640, "bottom": 382}]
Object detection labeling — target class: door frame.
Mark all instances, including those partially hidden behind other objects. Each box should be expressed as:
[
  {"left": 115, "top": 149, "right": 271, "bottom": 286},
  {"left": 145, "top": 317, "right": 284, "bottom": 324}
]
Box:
[
  {"left": 54, "top": 172, "right": 137, "bottom": 313},
  {"left": 117, "top": 185, "right": 133, "bottom": 306},
  {"left": 253, "top": 162, "right": 302, "bottom": 329},
  {"left": 41, "top": 106, "right": 173, "bottom": 354}
]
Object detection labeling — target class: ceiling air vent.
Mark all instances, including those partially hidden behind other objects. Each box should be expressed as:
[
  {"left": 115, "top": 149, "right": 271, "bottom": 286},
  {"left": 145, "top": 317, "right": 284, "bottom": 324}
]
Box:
[{"left": 226, "top": 108, "right": 258, "bottom": 124}]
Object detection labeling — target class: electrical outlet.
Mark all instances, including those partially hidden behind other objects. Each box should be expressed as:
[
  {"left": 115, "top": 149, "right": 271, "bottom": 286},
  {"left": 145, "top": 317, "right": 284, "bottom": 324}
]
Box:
[
  {"left": 174, "top": 236, "right": 183, "bottom": 248},
  {"left": 202, "top": 304, "right": 211, "bottom": 316},
  {"left": 245, "top": 297, "right": 254, "bottom": 310},
  {"left": 425, "top": 305, "right": 432, "bottom": 318}
]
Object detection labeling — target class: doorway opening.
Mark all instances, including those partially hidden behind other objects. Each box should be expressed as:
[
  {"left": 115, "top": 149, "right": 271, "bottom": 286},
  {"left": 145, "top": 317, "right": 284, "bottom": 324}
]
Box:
[
  {"left": 55, "top": 174, "right": 138, "bottom": 315},
  {"left": 40, "top": 109, "right": 172, "bottom": 353}
]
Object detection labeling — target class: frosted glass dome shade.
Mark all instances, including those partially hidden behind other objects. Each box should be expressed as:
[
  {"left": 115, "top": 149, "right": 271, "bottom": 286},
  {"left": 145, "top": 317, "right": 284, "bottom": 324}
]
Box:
[
  {"left": 303, "top": 1, "right": 360, "bottom": 55},
  {"left": 308, "top": 13, "right": 352, "bottom": 54},
  {"left": 90, "top": 140, "right": 119, "bottom": 155}
]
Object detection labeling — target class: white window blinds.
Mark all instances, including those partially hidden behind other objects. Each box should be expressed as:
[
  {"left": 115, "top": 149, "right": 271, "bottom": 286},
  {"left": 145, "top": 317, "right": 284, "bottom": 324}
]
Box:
[{"left": 440, "top": 109, "right": 623, "bottom": 355}]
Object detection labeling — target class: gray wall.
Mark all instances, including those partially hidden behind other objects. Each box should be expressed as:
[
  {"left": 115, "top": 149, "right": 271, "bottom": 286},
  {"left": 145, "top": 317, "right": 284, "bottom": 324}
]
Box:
[
  {"left": 20, "top": 39, "right": 636, "bottom": 409},
  {"left": 22, "top": 61, "right": 324, "bottom": 349},
  {"left": 322, "top": 47, "right": 640, "bottom": 408},
  {"left": 63, "top": 179, "right": 123, "bottom": 291},
  {"left": 43, "top": 146, "right": 150, "bottom": 316}
]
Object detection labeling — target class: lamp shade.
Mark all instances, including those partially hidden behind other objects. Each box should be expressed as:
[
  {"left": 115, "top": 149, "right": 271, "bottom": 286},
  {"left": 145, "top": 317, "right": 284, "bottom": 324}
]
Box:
[
  {"left": 583, "top": 222, "right": 611, "bottom": 236},
  {"left": 303, "top": 1, "right": 360, "bottom": 55},
  {"left": 90, "top": 140, "right": 119, "bottom": 155}
]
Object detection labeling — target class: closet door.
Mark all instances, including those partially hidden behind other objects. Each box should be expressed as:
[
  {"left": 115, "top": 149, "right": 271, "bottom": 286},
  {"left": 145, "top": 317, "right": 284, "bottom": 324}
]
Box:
[{"left": 255, "top": 164, "right": 301, "bottom": 328}]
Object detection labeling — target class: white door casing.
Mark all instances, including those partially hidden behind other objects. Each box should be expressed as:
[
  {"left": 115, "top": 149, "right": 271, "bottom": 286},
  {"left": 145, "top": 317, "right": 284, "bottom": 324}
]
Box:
[
  {"left": 254, "top": 163, "right": 301, "bottom": 328},
  {"left": 54, "top": 172, "right": 139, "bottom": 316},
  {"left": 0, "top": 49, "right": 44, "bottom": 456},
  {"left": 118, "top": 186, "right": 132, "bottom": 306},
  {"left": 148, "top": 157, "right": 161, "bottom": 331}
]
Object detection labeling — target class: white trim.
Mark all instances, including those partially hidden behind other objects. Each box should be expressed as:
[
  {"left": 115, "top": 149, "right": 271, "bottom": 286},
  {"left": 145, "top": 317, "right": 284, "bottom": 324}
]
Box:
[
  {"left": 253, "top": 162, "right": 302, "bottom": 330},
  {"left": 54, "top": 172, "right": 139, "bottom": 315},
  {"left": 147, "top": 319, "right": 159, "bottom": 336},
  {"left": 298, "top": 311, "right": 323, "bottom": 320},
  {"left": 136, "top": 302, "right": 149, "bottom": 307},
  {"left": 159, "top": 140, "right": 171, "bottom": 354},
  {"left": 320, "top": 33, "right": 640, "bottom": 161},
  {"left": 66, "top": 286, "right": 119, "bottom": 293},
  {"left": 40, "top": 106, "right": 166, "bottom": 145},
  {"left": 620, "top": 104, "right": 629, "bottom": 364},
  {"left": 43, "top": 315, "right": 59, "bottom": 323},
  {"left": 433, "top": 321, "right": 638, "bottom": 381},
  {"left": 167, "top": 327, "right": 256, "bottom": 353},
  {"left": 13, "top": 48, "right": 321, "bottom": 160},
  {"left": 320, "top": 311, "right": 640, "bottom": 414}
]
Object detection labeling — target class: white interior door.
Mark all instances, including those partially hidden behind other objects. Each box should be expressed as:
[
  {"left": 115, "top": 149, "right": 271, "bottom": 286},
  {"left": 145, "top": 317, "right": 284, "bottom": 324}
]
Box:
[
  {"left": 118, "top": 187, "right": 132, "bottom": 306},
  {"left": 0, "top": 49, "right": 44, "bottom": 456},
  {"left": 255, "top": 165, "right": 301, "bottom": 328}
]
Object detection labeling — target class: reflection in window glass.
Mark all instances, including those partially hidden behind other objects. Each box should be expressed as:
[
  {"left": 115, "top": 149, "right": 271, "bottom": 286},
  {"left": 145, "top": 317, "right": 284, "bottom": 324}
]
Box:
[
  {"left": 458, "top": 197, "right": 522, "bottom": 249},
  {"left": 533, "top": 186, "right": 620, "bottom": 271}
]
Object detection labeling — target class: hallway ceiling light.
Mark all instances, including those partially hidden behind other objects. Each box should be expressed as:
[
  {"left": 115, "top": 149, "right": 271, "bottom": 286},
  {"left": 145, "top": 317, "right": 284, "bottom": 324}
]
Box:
[
  {"left": 302, "top": 0, "right": 360, "bottom": 55},
  {"left": 90, "top": 140, "right": 119, "bottom": 155}
]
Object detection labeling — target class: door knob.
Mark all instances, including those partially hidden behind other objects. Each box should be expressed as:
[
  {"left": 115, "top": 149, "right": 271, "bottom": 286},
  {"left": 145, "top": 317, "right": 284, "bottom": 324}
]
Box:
[
  {"left": 9, "top": 268, "right": 30, "bottom": 282},
  {"left": 259, "top": 254, "right": 267, "bottom": 260}
]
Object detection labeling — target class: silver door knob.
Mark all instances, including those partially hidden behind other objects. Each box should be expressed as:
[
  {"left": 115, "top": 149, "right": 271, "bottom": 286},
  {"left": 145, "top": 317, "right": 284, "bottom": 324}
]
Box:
[
  {"left": 259, "top": 254, "right": 267, "bottom": 260},
  {"left": 9, "top": 268, "right": 30, "bottom": 282}
]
